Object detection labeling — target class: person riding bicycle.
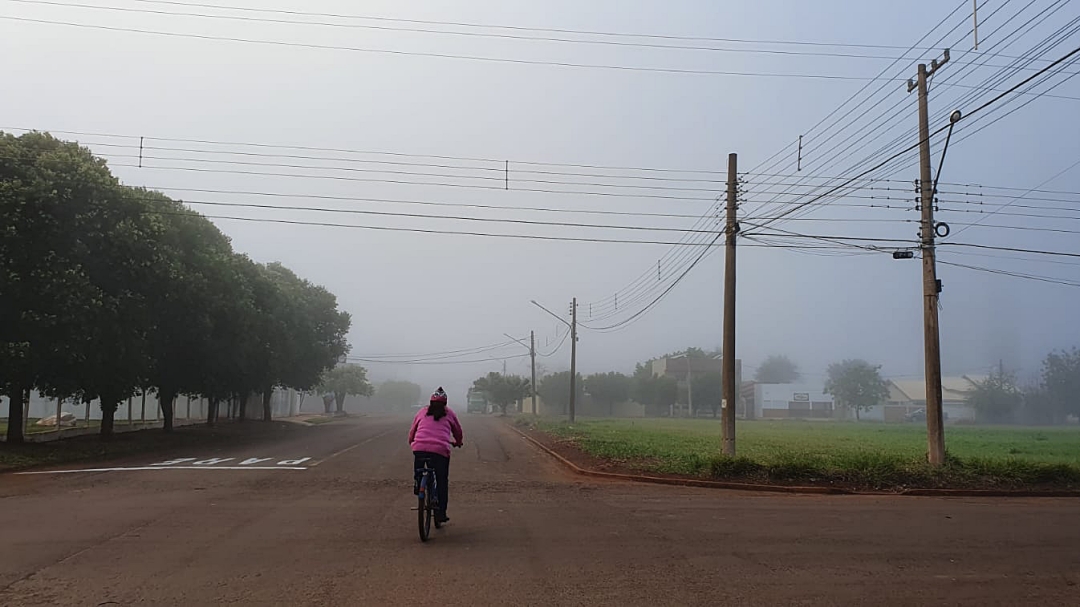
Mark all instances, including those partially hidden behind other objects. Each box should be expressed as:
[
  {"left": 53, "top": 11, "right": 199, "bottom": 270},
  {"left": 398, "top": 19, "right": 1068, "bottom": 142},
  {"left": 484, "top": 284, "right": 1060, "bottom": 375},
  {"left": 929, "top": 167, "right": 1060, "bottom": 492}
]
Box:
[{"left": 409, "top": 387, "right": 463, "bottom": 524}]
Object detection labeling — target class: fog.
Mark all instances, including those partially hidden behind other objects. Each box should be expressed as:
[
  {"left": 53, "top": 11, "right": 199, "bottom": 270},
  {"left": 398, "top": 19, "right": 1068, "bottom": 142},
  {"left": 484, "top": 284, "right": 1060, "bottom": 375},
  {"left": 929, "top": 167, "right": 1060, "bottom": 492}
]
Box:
[{"left": 3, "top": 0, "right": 1079, "bottom": 401}]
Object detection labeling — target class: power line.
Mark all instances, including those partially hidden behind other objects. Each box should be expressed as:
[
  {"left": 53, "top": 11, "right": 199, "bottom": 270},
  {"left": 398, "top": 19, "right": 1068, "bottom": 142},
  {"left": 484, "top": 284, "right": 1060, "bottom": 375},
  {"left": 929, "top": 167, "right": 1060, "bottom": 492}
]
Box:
[
  {"left": 0, "top": 15, "right": 916, "bottom": 81},
  {"left": 936, "top": 259, "right": 1080, "bottom": 288},
  {"left": 582, "top": 233, "right": 724, "bottom": 332},
  {"left": 743, "top": 0, "right": 1072, "bottom": 222},
  {"left": 131, "top": 186, "right": 716, "bottom": 221},
  {"left": 164, "top": 197, "right": 722, "bottom": 235},
  {"left": 16, "top": 0, "right": 984, "bottom": 52},
  {"left": 349, "top": 353, "right": 528, "bottom": 366},
  {"left": 8, "top": 0, "right": 1032, "bottom": 63},
  {"left": 748, "top": 40, "right": 1080, "bottom": 231},
  {"left": 144, "top": 209, "right": 727, "bottom": 247},
  {"left": 101, "top": 161, "right": 723, "bottom": 202},
  {"left": 100, "top": 151, "right": 728, "bottom": 194},
  {"left": 353, "top": 340, "right": 523, "bottom": 362},
  {"left": 1, "top": 126, "right": 734, "bottom": 176},
  {"left": 942, "top": 242, "right": 1080, "bottom": 259}
]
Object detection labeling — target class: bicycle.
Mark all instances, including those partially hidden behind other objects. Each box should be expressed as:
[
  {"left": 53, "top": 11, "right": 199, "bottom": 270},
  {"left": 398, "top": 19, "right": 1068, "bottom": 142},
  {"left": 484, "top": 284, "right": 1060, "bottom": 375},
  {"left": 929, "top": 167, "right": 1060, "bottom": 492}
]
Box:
[
  {"left": 415, "top": 456, "right": 442, "bottom": 542},
  {"left": 414, "top": 443, "right": 461, "bottom": 542}
]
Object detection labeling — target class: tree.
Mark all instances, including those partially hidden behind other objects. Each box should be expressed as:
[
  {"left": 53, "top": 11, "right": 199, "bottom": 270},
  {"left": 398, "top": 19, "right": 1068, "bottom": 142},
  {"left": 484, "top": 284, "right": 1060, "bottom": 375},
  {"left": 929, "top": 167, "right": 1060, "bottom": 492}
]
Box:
[
  {"left": 0, "top": 133, "right": 167, "bottom": 440},
  {"left": 318, "top": 364, "right": 374, "bottom": 414},
  {"left": 263, "top": 263, "right": 350, "bottom": 419},
  {"left": 372, "top": 380, "right": 423, "bottom": 412},
  {"left": 823, "top": 359, "right": 888, "bottom": 421},
  {"left": 1042, "top": 347, "right": 1080, "bottom": 424},
  {"left": 754, "top": 355, "right": 801, "bottom": 384},
  {"left": 584, "top": 372, "right": 631, "bottom": 416},
  {"left": 139, "top": 189, "right": 236, "bottom": 431},
  {"left": 630, "top": 363, "right": 678, "bottom": 416},
  {"left": 969, "top": 365, "right": 1022, "bottom": 424},
  {"left": 692, "top": 371, "right": 724, "bottom": 417},
  {"left": 472, "top": 372, "right": 531, "bottom": 415},
  {"left": 1, "top": 131, "right": 355, "bottom": 437},
  {"left": 538, "top": 371, "right": 583, "bottom": 416}
]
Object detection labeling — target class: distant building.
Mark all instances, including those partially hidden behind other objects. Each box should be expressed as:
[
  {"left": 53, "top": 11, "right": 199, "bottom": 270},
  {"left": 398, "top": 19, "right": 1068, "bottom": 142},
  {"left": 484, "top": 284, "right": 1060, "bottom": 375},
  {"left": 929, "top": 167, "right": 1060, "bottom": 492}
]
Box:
[
  {"left": 750, "top": 383, "right": 835, "bottom": 420},
  {"left": 858, "top": 376, "right": 985, "bottom": 422},
  {"left": 651, "top": 355, "right": 740, "bottom": 416}
]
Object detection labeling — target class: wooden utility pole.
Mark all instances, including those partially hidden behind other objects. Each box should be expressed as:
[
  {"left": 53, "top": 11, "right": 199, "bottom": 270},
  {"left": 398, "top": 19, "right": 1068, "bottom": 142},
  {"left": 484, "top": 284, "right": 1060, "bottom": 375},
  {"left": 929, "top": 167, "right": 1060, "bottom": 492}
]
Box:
[
  {"left": 722, "top": 153, "right": 738, "bottom": 456},
  {"left": 686, "top": 363, "right": 694, "bottom": 418},
  {"left": 909, "top": 51, "right": 949, "bottom": 466},
  {"left": 530, "top": 330, "right": 537, "bottom": 415},
  {"left": 506, "top": 331, "right": 539, "bottom": 415},
  {"left": 569, "top": 298, "right": 578, "bottom": 424},
  {"left": 530, "top": 299, "right": 577, "bottom": 423}
]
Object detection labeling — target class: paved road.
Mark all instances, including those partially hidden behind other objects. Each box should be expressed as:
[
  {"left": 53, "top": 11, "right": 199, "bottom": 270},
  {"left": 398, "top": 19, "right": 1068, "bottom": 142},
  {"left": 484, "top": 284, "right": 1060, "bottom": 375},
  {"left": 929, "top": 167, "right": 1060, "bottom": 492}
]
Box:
[{"left": 1, "top": 415, "right": 1078, "bottom": 606}]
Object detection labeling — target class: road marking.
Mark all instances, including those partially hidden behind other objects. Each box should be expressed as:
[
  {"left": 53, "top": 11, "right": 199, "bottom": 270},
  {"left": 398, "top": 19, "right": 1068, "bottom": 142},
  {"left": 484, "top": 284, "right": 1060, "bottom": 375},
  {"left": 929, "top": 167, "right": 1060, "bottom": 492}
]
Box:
[
  {"left": 16, "top": 466, "right": 308, "bottom": 475},
  {"left": 310, "top": 429, "right": 395, "bottom": 466}
]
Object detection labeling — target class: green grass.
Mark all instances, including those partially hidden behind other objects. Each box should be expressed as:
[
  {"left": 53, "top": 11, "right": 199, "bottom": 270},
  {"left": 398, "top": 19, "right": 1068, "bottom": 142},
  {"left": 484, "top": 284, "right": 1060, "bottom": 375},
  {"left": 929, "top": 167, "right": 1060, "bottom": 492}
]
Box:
[
  {"left": 524, "top": 418, "right": 1080, "bottom": 490},
  {"left": 305, "top": 416, "right": 337, "bottom": 425}
]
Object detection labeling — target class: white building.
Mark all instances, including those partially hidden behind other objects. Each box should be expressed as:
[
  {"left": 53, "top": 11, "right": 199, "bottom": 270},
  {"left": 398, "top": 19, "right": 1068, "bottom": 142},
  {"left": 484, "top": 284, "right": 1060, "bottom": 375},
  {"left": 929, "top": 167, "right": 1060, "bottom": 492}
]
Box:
[
  {"left": 750, "top": 383, "right": 835, "bottom": 420},
  {"left": 860, "top": 376, "right": 983, "bottom": 423}
]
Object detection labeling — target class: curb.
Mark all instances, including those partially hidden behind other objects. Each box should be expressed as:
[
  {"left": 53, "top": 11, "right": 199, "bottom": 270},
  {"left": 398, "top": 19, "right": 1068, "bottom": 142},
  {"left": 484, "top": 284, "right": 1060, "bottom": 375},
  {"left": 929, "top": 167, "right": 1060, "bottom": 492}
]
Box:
[{"left": 509, "top": 423, "right": 1080, "bottom": 498}]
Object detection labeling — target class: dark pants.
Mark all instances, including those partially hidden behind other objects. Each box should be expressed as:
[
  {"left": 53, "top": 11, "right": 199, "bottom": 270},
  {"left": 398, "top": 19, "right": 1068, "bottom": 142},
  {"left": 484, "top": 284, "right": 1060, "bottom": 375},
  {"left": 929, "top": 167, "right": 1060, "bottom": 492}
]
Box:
[{"left": 413, "top": 451, "right": 450, "bottom": 514}]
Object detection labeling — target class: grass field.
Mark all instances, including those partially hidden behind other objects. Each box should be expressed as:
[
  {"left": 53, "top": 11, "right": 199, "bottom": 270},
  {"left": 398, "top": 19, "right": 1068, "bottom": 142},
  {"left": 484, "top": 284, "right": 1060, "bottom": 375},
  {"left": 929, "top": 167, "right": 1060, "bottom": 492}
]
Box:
[{"left": 522, "top": 417, "right": 1080, "bottom": 490}]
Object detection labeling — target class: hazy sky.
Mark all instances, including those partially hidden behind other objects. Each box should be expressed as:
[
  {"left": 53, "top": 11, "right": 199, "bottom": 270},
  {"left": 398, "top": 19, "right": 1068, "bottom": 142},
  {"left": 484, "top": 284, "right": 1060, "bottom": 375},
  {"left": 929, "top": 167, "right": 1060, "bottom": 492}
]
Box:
[{"left": 3, "top": 0, "right": 1079, "bottom": 399}]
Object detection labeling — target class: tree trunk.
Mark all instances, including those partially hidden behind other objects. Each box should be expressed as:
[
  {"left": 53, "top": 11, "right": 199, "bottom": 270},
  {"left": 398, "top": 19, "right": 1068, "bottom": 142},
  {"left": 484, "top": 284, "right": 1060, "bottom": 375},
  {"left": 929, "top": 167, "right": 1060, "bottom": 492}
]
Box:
[
  {"left": 262, "top": 387, "right": 273, "bottom": 422},
  {"left": 207, "top": 397, "right": 218, "bottom": 427},
  {"left": 239, "top": 393, "right": 248, "bottom": 421},
  {"left": 100, "top": 398, "right": 118, "bottom": 439},
  {"left": 334, "top": 392, "right": 346, "bottom": 415},
  {"left": 160, "top": 388, "right": 176, "bottom": 432},
  {"left": 5, "top": 381, "right": 26, "bottom": 444},
  {"left": 855, "top": 407, "right": 861, "bottom": 421},
  {"left": 323, "top": 395, "right": 333, "bottom": 414}
]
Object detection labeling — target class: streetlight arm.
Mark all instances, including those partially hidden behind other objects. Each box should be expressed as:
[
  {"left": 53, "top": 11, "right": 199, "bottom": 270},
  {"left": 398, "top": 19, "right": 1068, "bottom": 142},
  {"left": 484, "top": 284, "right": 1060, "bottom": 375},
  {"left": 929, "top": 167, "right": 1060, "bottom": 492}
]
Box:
[
  {"left": 504, "top": 333, "right": 532, "bottom": 352},
  {"left": 531, "top": 300, "right": 572, "bottom": 328}
]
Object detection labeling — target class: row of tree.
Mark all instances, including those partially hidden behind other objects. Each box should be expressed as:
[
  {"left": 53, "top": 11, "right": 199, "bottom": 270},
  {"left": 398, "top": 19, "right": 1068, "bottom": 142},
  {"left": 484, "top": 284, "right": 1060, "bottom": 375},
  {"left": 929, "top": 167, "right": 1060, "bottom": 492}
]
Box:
[
  {"left": 1, "top": 132, "right": 351, "bottom": 442},
  {"left": 823, "top": 350, "right": 1080, "bottom": 424}
]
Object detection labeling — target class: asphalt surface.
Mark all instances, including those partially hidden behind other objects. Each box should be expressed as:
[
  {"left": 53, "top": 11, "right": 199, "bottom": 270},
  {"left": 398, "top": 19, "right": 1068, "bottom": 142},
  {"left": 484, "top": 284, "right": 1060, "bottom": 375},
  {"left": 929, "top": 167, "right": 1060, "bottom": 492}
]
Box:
[{"left": 1, "top": 415, "right": 1078, "bottom": 606}]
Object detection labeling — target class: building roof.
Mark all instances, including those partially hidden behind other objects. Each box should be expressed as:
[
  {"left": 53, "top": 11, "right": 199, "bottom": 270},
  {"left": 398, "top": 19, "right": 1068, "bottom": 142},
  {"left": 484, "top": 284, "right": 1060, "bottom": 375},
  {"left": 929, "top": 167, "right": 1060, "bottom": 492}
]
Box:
[{"left": 888, "top": 375, "right": 986, "bottom": 403}]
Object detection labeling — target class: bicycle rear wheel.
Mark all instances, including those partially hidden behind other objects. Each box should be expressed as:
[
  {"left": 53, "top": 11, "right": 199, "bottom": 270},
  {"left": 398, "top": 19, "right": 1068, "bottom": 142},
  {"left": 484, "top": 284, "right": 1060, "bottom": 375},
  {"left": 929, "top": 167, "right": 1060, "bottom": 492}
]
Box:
[{"left": 417, "top": 478, "right": 432, "bottom": 542}]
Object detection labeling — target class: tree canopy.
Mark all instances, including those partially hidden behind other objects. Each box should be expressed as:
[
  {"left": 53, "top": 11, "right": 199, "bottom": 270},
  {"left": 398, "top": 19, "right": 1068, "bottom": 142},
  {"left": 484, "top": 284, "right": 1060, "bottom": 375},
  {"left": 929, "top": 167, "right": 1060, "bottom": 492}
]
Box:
[
  {"left": 629, "top": 363, "right": 677, "bottom": 415},
  {"left": 1, "top": 131, "right": 351, "bottom": 441},
  {"left": 538, "top": 371, "right": 583, "bottom": 416},
  {"left": 318, "top": 364, "right": 374, "bottom": 414},
  {"left": 371, "top": 380, "right": 423, "bottom": 412},
  {"left": 692, "top": 371, "right": 724, "bottom": 417},
  {"left": 584, "top": 372, "right": 631, "bottom": 415},
  {"left": 823, "top": 359, "right": 888, "bottom": 421},
  {"left": 472, "top": 372, "right": 531, "bottom": 415},
  {"left": 754, "top": 355, "right": 801, "bottom": 384},
  {"left": 969, "top": 366, "right": 1022, "bottom": 424}
]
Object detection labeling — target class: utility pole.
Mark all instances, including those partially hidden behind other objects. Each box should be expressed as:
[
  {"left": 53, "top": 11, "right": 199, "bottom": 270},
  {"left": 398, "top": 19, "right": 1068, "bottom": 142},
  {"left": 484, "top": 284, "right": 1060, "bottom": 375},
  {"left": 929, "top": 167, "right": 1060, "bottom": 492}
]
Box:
[
  {"left": 505, "top": 331, "right": 539, "bottom": 415},
  {"left": 686, "top": 364, "right": 694, "bottom": 418},
  {"left": 722, "top": 152, "right": 738, "bottom": 456},
  {"left": 908, "top": 50, "right": 949, "bottom": 466},
  {"left": 569, "top": 298, "right": 578, "bottom": 424},
  {"left": 530, "top": 331, "right": 537, "bottom": 415},
  {"left": 531, "top": 299, "right": 577, "bottom": 423}
]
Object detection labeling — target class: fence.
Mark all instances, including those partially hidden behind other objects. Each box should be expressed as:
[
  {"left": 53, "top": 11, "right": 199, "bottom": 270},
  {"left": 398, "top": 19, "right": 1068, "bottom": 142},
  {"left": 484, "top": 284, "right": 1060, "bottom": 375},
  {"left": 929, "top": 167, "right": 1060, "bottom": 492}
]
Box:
[{"left": 0, "top": 387, "right": 303, "bottom": 439}]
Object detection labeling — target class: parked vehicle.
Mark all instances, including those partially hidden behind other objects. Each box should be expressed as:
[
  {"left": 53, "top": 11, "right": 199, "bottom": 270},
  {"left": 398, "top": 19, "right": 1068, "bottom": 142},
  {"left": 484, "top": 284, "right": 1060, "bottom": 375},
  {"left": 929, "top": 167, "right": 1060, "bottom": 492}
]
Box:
[{"left": 466, "top": 388, "right": 488, "bottom": 413}]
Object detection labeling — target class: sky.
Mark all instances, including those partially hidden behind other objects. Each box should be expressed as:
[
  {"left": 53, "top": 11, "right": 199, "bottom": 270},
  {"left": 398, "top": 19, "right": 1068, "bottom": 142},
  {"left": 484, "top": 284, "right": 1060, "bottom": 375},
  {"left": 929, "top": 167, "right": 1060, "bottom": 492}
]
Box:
[{"left": 3, "top": 0, "right": 1079, "bottom": 400}]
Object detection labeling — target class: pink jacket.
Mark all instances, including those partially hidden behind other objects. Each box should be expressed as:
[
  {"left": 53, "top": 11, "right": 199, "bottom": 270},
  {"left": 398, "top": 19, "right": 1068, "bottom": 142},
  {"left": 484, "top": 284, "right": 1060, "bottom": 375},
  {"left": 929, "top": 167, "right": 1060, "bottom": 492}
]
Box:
[{"left": 408, "top": 406, "right": 463, "bottom": 458}]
